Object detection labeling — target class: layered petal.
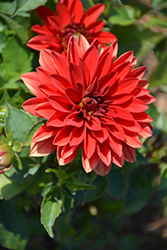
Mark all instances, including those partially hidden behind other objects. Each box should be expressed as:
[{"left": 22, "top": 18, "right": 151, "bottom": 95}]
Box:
[
  {"left": 21, "top": 34, "right": 155, "bottom": 176},
  {"left": 26, "top": 1, "right": 117, "bottom": 52}
]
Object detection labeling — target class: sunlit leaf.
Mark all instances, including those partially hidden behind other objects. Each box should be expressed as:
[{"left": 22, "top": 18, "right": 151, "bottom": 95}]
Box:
[
  {"left": 5, "top": 105, "right": 35, "bottom": 143},
  {"left": 41, "top": 191, "right": 62, "bottom": 238}
]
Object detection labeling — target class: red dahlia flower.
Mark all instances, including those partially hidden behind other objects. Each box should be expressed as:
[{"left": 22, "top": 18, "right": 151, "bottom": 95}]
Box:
[
  {"left": 27, "top": 0, "right": 117, "bottom": 53},
  {"left": 21, "top": 35, "right": 155, "bottom": 176}
]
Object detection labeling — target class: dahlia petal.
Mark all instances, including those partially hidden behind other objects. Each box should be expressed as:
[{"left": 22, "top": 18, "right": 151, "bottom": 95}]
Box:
[
  {"left": 39, "top": 84, "right": 60, "bottom": 97},
  {"left": 65, "top": 87, "right": 81, "bottom": 104},
  {"left": 32, "top": 124, "right": 58, "bottom": 142},
  {"left": 132, "top": 112, "right": 153, "bottom": 123},
  {"left": 75, "top": 82, "right": 85, "bottom": 99},
  {"left": 82, "top": 45, "right": 99, "bottom": 81},
  {"left": 91, "top": 125, "right": 109, "bottom": 143},
  {"left": 126, "top": 66, "right": 147, "bottom": 80},
  {"left": 132, "top": 87, "right": 149, "bottom": 98},
  {"left": 82, "top": 4, "right": 105, "bottom": 26},
  {"left": 112, "top": 107, "right": 134, "bottom": 121},
  {"left": 47, "top": 16, "right": 63, "bottom": 30},
  {"left": 69, "top": 63, "right": 84, "bottom": 87},
  {"left": 64, "top": 111, "right": 83, "bottom": 127},
  {"left": 93, "top": 160, "right": 111, "bottom": 176},
  {"left": 82, "top": 150, "right": 99, "bottom": 173},
  {"left": 97, "top": 141, "right": 111, "bottom": 166},
  {"left": 39, "top": 49, "right": 57, "bottom": 72},
  {"left": 67, "top": 36, "right": 81, "bottom": 64},
  {"left": 87, "top": 20, "right": 103, "bottom": 33},
  {"left": 49, "top": 95, "right": 72, "bottom": 112},
  {"left": 112, "top": 78, "right": 139, "bottom": 96},
  {"left": 37, "top": 67, "right": 54, "bottom": 87},
  {"left": 123, "top": 143, "right": 135, "bottom": 162},
  {"left": 68, "top": 0, "right": 83, "bottom": 22},
  {"left": 114, "top": 62, "right": 130, "bottom": 80},
  {"left": 26, "top": 36, "right": 52, "bottom": 51},
  {"left": 84, "top": 131, "right": 96, "bottom": 159},
  {"left": 138, "top": 124, "right": 152, "bottom": 137},
  {"left": 70, "top": 125, "right": 86, "bottom": 146},
  {"left": 108, "top": 135, "right": 122, "bottom": 157},
  {"left": 56, "top": 3, "right": 71, "bottom": 24},
  {"left": 130, "top": 57, "right": 137, "bottom": 70},
  {"left": 100, "top": 116, "right": 116, "bottom": 125},
  {"left": 51, "top": 51, "right": 70, "bottom": 79},
  {"left": 57, "top": 145, "right": 79, "bottom": 165},
  {"left": 99, "top": 71, "right": 118, "bottom": 90},
  {"left": 79, "top": 59, "right": 90, "bottom": 88},
  {"left": 139, "top": 94, "right": 156, "bottom": 104},
  {"left": 53, "top": 126, "right": 72, "bottom": 145},
  {"left": 50, "top": 74, "right": 71, "bottom": 94},
  {"left": 112, "top": 152, "right": 124, "bottom": 168},
  {"left": 96, "top": 51, "right": 113, "bottom": 79},
  {"left": 85, "top": 116, "right": 101, "bottom": 131},
  {"left": 111, "top": 94, "right": 133, "bottom": 105},
  {"left": 36, "top": 6, "right": 56, "bottom": 25},
  {"left": 47, "top": 111, "right": 66, "bottom": 127},
  {"left": 35, "top": 102, "right": 55, "bottom": 119},
  {"left": 60, "top": 144, "right": 79, "bottom": 159},
  {"left": 107, "top": 124, "right": 125, "bottom": 141},
  {"left": 20, "top": 72, "right": 43, "bottom": 97},
  {"left": 124, "top": 133, "right": 142, "bottom": 148},
  {"left": 138, "top": 79, "right": 149, "bottom": 89},
  {"left": 30, "top": 137, "right": 57, "bottom": 157},
  {"left": 22, "top": 97, "right": 46, "bottom": 117},
  {"left": 77, "top": 34, "right": 90, "bottom": 55},
  {"left": 96, "top": 31, "right": 117, "bottom": 43},
  {"left": 124, "top": 97, "right": 148, "bottom": 113},
  {"left": 112, "top": 51, "right": 133, "bottom": 69},
  {"left": 31, "top": 24, "right": 51, "bottom": 35},
  {"left": 119, "top": 119, "right": 142, "bottom": 133}
]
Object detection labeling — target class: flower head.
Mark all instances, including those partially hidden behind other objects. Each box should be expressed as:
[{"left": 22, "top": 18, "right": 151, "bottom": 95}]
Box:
[
  {"left": 0, "top": 141, "right": 14, "bottom": 174},
  {"left": 21, "top": 35, "right": 155, "bottom": 176},
  {"left": 27, "top": 0, "right": 117, "bottom": 53}
]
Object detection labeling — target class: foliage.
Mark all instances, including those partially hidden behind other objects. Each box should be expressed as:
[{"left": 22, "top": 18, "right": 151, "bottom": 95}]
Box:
[{"left": 0, "top": 0, "right": 167, "bottom": 249}]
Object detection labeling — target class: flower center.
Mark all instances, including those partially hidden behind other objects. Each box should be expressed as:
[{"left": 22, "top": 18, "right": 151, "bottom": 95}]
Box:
[
  {"left": 61, "top": 22, "right": 88, "bottom": 50},
  {"left": 79, "top": 92, "right": 106, "bottom": 120}
]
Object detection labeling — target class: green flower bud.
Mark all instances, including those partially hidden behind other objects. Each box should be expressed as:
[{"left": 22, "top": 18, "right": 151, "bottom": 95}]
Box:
[{"left": 0, "top": 141, "right": 14, "bottom": 174}]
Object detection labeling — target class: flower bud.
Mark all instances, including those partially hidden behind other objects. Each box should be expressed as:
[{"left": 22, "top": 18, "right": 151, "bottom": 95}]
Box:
[{"left": 0, "top": 141, "right": 14, "bottom": 174}]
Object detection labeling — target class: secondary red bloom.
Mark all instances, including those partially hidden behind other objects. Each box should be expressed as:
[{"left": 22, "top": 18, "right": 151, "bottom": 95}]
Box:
[
  {"left": 21, "top": 35, "right": 155, "bottom": 176},
  {"left": 27, "top": 0, "right": 117, "bottom": 53}
]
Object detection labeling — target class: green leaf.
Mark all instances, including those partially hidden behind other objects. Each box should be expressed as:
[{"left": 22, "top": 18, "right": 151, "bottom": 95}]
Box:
[
  {"left": 71, "top": 177, "right": 96, "bottom": 191},
  {"left": 61, "top": 188, "right": 74, "bottom": 213},
  {"left": 0, "top": 0, "right": 17, "bottom": 15},
  {"left": 13, "top": 0, "right": 48, "bottom": 16},
  {"left": 0, "top": 36, "right": 32, "bottom": 89},
  {"left": 41, "top": 193, "right": 62, "bottom": 238},
  {"left": 5, "top": 105, "right": 35, "bottom": 143},
  {"left": 112, "top": 25, "right": 165, "bottom": 64},
  {"left": 0, "top": 13, "right": 27, "bottom": 43},
  {"left": 23, "top": 120, "right": 45, "bottom": 146},
  {"left": 155, "top": 109, "right": 167, "bottom": 134},
  {"left": 0, "top": 32, "right": 8, "bottom": 53},
  {"left": 107, "top": 168, "right": 126, "bottom": 200},
  {"left": 14, "top": 154, "right": 23, "bottom": 170},
  {"left": 108, "top": 5, "right": 137, "bottom": 26},
  {"left": 0, "top": 90, "right": 16, "bottom": 107},
  {"left": 159, "top": 169, "right": 167, "bottom": 190},
  {"left": 124, "top": 167, "right": 153, "bottom": 214},
  {"left": 83, "top": 176, "right": 108, "bottom": 205},
  {"left": 0, "top": 198, "right": 29, "bottom": 250},
  {"left": 0, "top": 174, "right": 28, "bottom": 200},
  {"left": 150, "top": 50, "right": 167, "bottom": 86}
]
